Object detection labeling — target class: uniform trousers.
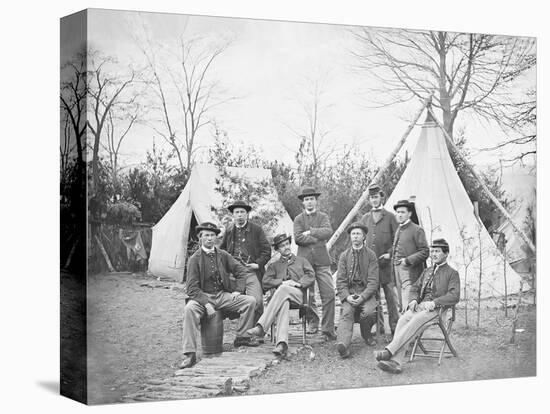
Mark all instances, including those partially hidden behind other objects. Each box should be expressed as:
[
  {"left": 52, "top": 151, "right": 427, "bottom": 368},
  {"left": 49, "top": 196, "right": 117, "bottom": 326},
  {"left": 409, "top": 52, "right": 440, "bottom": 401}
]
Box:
[
  {"left": 257, "top": 285, "right": 303, "bottom": 345},
  {"left": 306, "top": 265, "right": 335, "bottom": 334},
  {"left": 394, "top": 263, "right": 413, "bottom": 311},
  {"left": 245, "top": 272, "right": 264, "bottom": 323},
  {"left": 381, "top": 282, "right": 400, "bottom": 333},
  {"left": 385, "top": 307, "right": 440, "bottom": 361},
  {"left": 182, "top": 291, "right": 256, "bottom": 354},
  {"left": 337, "top": 298, "right": 378, "bottom": 349}
]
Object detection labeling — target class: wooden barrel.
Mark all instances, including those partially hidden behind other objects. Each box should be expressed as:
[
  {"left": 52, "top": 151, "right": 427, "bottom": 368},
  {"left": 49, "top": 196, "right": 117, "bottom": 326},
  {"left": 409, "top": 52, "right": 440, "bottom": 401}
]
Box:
[{"left": 201, "top": 311, "right": 224, "bottom": 354}]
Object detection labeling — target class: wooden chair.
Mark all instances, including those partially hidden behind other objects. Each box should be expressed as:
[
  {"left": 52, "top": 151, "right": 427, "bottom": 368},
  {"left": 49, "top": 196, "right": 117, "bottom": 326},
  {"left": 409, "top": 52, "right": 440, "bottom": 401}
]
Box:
[
  {"left": 409, "top": 305, "right": 458, "bottom": 365},
  {"left": 267, "top": 287, "right": 310, "bottom": 346}
]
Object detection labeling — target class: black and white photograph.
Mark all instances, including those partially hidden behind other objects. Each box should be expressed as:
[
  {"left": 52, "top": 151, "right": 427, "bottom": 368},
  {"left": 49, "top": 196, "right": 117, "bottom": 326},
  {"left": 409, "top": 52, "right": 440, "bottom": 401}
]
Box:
[{"left": 57, "top": 4, "right": 538, "bottom": 407}]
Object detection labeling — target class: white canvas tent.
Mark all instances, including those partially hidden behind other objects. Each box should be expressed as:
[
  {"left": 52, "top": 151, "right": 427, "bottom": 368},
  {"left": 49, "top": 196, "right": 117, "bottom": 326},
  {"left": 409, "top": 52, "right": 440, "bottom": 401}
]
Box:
[
  {"left": 385, "top": 112, "right": 522, "bottom": 299},
  {"left": 148, "top": 163, "right": 295, "bottom": 281}
]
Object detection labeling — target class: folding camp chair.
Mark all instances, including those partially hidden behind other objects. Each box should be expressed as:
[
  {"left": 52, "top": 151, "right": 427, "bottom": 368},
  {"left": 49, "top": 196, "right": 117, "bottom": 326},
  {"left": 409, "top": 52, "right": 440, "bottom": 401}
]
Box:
[
  {"left": 268, "top": 286, "right": 310, "bottom": 346},
  {"left": 409, "top": 305, "right": 458, "bottom": 365}
]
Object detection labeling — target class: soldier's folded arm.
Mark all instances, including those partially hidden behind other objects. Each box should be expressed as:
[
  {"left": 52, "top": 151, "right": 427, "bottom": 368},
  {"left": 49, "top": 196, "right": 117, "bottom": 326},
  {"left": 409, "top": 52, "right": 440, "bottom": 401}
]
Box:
[
  {"left": 360, "top": 250, "right": 380, "bottom": 302},
  {"left": 309, "top": 213, "right": 334, "bottom": 240},
  {"left": 293, "top": 217, "right": 319, "bottom": 245},
  {"left": 405, "top": 228, "right": 430, "bottom": 265},
  {"left": 433, "top": 269, "right": 461, "bottom": 307},
  {"left": 186, "top": 257, "right": 210, "bottom": 306}
]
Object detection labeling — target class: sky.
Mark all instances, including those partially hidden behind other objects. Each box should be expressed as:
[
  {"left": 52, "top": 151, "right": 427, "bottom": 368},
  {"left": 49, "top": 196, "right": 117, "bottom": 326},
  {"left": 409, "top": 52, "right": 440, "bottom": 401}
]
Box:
[{"left": 62, "top": 8, "right": 536, "bottom": 175}]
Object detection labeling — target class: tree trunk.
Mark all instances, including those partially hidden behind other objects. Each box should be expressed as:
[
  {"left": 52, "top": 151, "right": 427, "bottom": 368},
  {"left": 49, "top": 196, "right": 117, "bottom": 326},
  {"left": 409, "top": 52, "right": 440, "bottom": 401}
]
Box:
[{"left": 92, "top": 131, "right": 101, "bottom": 194}]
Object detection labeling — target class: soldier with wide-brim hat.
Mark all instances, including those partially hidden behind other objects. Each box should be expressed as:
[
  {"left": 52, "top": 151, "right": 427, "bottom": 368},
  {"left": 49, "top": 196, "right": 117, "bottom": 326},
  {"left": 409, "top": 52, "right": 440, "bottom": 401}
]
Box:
[
  {"left": 195, "top": 222, "right": 221, "bottom": 235},
  {"left": 294, "top": 184, "right": 336, "bottom": 339},
  {"left": 227, "top": 200, "right": 252, "bottom": 213},
  {"left": 220, "top": 199, "right": 271, "bottom": 328},
  {"left": 297, "top": 187, "right": 322, "bottom": 200},
  {"left": 393, "top": 199, "right": 414, "bottom": 212},
  {"left": 430, "top": 238, "right": 450, "bottom": 252},
  {"left": 347, "top": 222, "right": 369, "bottom": 235},
  {"left": 272, "top": 233, "right": 292, "bottom": 248}
]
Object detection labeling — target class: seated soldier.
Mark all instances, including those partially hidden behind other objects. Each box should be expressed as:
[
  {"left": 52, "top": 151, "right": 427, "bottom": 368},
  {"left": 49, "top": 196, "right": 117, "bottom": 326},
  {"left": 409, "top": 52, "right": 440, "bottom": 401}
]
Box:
[
  {"left": 375, "top": 238, "right": 460, "bottom": 374},
  {"left": 247, "top": 233, "right": 315, "bottom": 357},
  {"left": 335, "top": 222, "right": 380, "bottom": 358},
  {"left": 180, "top": 222, "right": 259, "bottom": 369}
]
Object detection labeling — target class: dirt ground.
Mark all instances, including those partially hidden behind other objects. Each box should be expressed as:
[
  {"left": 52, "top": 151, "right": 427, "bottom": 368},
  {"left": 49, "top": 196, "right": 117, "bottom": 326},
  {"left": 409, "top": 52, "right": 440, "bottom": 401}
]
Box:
[
  {"left": 87, "top": 272, "right": 188, "bottom": 404},
  {"left": 83, "top": 272, "right": 536, "bottom": 404},
  {"left": 247, "top": 306, "right": 536, "bottom": 395}
]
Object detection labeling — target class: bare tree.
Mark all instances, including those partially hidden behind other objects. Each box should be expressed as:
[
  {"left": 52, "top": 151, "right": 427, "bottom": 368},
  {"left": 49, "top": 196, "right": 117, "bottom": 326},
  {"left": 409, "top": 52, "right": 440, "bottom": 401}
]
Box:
[
  {"left": 286, "top": 74, "right": 338, "bottom": 184},
  {"left": 60, "top": 51, "right": 87, "bottom": 174},
  {"left": 477, "top": 87, "right": 536, "bottom": 165},
  {"left": 136, "top": 23, "right": 233, "bottom": 174},
  {"left": 101, "top": 103, "right": 141, "bottom": 200},
  {"left": 60, "top": 114, "right": 73, "bottom": 184},
  {"left": 351, "top": 28, "right": 535, "bottom": 155},
  {"left": 86, "top": 49, "right": 138, "bottom": 193}
]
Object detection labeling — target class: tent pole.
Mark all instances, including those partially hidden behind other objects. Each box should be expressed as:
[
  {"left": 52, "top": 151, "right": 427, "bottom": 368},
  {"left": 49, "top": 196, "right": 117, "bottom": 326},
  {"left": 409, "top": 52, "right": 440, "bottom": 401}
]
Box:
[
  {"left": 326, "top": 92, "right": 434, "bottom": 250},
  {"left": 426, "top": 106, "right": 536, "bottom": 254}
]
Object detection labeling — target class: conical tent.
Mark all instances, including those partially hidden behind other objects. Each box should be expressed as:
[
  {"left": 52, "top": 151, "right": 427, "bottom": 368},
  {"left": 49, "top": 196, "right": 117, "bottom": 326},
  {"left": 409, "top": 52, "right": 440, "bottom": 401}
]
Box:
[
  {"left": 385, "top": 114, "right": 522, "bottom": 299},
  {"left": 148, "top": 163, "right": 295, "bottom": 281}
]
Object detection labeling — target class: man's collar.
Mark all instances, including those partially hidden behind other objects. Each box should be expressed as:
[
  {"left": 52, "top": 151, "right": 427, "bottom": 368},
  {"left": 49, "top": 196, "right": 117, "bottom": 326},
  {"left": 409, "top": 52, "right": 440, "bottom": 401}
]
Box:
[
  {"left": 351, "top": 245, "right": 364, "bottom": 251},
  {"left": 201, "top": 245, "right": 215, "bottom": 254},
  {"left": 305, "top": 209, "right": 317, "bottom": 216},
  {"left": 235, "top": 220, "right": 248, "bottom": 229},
  {"left": 399, "top": 219, "right": 411, "bottom": 227},
  {"left": 434, "top": 261, "right": 447, "bottom": 271}
]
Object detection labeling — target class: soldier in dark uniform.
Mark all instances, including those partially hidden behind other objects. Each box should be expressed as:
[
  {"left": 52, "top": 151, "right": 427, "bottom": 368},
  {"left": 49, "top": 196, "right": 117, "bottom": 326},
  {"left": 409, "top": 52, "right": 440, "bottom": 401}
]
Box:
[
  {"left": 359, "top": 184, "right": 400, "bottom": 336},
  {"left": 220, "top": 200, "right": 271, "bottom": 324}
]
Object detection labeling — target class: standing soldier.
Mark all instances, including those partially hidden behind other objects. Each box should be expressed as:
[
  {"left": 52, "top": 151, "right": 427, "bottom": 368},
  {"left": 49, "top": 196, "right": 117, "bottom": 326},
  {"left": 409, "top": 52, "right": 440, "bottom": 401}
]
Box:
[
  {"left": 293, "top": 187, "right": 336, "bottom": 340},
  {"left": 220, "top": 200, "right": 271, "bottom": 324},
  {"left": 359, "top": 184, "right": 400, "bottom": 337},
  {"left": 384, "top": 199, "right": 429, "bottom": 310}
]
